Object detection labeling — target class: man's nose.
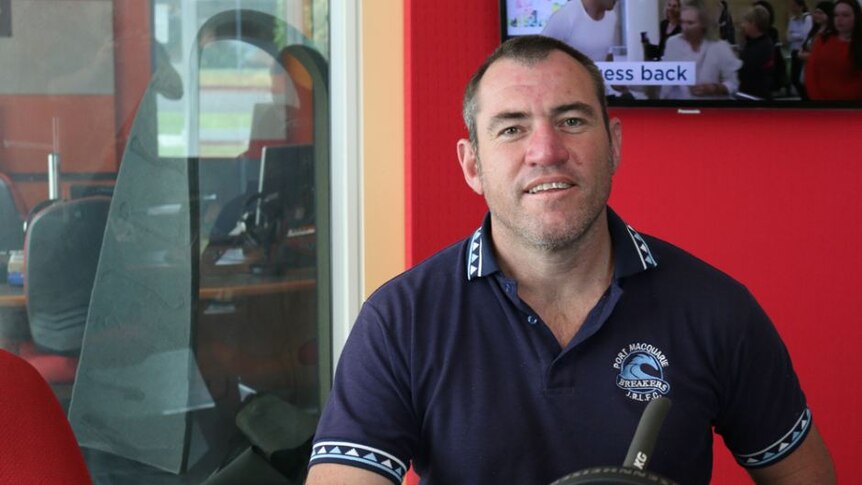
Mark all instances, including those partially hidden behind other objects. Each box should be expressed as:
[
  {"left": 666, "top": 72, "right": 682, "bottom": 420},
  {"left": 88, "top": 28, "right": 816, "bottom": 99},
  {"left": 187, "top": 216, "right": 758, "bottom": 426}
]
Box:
[{"left": 524, "top": 123, "right": 568, "bottom": 166}]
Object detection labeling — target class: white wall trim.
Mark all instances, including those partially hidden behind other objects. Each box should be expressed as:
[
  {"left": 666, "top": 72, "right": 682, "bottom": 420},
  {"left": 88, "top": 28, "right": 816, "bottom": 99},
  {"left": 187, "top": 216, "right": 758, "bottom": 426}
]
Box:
[{"left": 329, "top": 0, "right": 363, "bottom": 372}]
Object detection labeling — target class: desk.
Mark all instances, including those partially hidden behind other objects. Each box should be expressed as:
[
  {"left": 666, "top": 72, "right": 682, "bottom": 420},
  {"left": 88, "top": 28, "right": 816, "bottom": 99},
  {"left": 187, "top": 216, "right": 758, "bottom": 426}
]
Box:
[
  {"left": 0, "top": 284, "right": 24, "bottom": 308},
  {"left": 200, "top": 267, "right": 315, "bottom": 301},
  {"left": 0, "top": 268, "right": 315, "bottom": 308}
]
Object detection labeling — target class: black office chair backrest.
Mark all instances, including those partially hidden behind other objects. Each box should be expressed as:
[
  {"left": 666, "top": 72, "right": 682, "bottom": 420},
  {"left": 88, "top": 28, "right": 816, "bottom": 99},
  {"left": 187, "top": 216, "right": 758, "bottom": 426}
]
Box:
[
  {"left": 0, "top": 173, "right": 25, "bottom": 252},
  {"left": 25, "top": 196, "right": 111, "bottom": 354},
  {"left": 23, "top": 198, "right": 60, "bottom": 234}
]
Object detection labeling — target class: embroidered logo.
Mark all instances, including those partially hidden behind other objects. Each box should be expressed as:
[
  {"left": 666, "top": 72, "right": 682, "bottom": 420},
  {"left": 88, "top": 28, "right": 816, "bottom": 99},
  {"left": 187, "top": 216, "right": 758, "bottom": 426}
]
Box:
[{"left": 613, "top": 342, "right": 671, "bottom": 402}]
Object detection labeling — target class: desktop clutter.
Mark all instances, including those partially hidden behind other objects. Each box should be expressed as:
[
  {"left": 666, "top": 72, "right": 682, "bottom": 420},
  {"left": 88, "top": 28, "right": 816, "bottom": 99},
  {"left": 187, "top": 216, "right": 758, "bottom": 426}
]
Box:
[
  {"left": 204, "top": 188, "right": 316, "bottom": 277},
  {"left": 204, "top": 143, "right": 317, "bottom": 277}
]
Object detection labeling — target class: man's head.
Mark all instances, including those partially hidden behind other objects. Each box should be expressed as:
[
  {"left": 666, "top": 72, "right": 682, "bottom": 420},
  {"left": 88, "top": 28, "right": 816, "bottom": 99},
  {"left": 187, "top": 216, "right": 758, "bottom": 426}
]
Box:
[
  {"left": 456, "top": 35, "right": 622, "bottom": 253},
  {"left": 462, "top": 35, "right": 609, "bottom": 154}
]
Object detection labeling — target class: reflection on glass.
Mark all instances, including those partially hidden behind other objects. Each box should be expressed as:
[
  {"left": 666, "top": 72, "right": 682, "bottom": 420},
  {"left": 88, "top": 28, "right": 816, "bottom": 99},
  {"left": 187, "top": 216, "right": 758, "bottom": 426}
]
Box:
[{"left": 0, "top": 1, "right": 330, "bottom": 483}]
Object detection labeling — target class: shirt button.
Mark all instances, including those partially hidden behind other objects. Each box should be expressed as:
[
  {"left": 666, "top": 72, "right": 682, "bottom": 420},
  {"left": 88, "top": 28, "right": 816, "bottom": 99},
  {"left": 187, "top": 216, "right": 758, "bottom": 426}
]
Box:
[{"left": 527, "top": 315, "right": 538, "bottom": 325}]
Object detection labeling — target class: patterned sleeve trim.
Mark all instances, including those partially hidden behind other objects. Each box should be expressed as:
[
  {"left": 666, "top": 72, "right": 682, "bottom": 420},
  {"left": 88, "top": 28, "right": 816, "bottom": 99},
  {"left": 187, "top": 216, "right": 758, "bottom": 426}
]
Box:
[
  {"left": 734, "top": 408, "right": 812, "bottom": 468},
  {"left": 309, "top": 441, "right": 408, "bottom": 483}
]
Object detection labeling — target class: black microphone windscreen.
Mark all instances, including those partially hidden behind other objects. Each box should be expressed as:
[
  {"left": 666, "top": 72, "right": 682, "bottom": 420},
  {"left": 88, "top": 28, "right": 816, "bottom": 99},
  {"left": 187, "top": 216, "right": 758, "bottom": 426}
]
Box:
[{"left": 621, "top": 397, "right": 672, "bottom": 471}]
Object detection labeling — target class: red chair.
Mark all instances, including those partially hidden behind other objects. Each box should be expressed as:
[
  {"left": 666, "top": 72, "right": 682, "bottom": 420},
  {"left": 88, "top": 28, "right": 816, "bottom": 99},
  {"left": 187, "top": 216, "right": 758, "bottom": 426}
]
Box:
[{"left": 0, "top": 349, "right": 91, "bottom": 484}]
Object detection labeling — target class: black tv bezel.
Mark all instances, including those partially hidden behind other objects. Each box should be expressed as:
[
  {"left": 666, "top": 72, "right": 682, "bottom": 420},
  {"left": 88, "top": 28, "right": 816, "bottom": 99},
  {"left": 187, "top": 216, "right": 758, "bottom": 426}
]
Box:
[{"left": 498, "top": 0, "right": 862, "bottom": 110}]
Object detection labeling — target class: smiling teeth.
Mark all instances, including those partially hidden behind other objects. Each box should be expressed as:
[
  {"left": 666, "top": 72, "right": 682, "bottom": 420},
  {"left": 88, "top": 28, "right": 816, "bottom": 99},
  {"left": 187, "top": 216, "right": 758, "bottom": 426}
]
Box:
[{"left": 528, "top": 182, "right": 572, "bottom": 194}]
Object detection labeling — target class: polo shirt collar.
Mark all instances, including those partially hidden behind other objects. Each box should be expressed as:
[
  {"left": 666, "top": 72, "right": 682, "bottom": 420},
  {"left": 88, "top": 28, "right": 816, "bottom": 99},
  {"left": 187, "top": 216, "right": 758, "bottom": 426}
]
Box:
[
  {"left": 465, "top": 207, "right": 658, "bottom": 282},
  {"left": 607, "top": 207, "right": 659, "bottom": 278},
  {"left": 465, "top": 213, "right": 498, "bottom": 280}
]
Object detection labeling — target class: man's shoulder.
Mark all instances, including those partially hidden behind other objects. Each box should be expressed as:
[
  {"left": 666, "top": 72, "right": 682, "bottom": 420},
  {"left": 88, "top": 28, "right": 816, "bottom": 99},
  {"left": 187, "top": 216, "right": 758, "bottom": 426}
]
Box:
[{"left": 639, "top": 232, "right": 752, "bottom": 298}]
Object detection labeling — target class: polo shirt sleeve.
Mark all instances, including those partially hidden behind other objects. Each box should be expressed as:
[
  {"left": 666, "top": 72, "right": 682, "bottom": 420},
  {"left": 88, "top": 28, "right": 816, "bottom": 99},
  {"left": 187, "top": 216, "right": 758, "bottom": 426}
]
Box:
[
  {"left": 714, "top": 292, "right": 811, "bottom": 469},
  {"left": 308, "top": 300, "right": 416, "bottom": 484}
]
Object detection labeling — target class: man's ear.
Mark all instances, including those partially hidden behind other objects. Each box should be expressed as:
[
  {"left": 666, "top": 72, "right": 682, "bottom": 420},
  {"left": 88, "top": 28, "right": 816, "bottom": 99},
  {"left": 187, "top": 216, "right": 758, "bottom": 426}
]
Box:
[
  {"left": 609, "top": 117, "right": 622, "bottom": 172},
  {"left": 457, "top": 139, "right": 484, "bottom": 195}
]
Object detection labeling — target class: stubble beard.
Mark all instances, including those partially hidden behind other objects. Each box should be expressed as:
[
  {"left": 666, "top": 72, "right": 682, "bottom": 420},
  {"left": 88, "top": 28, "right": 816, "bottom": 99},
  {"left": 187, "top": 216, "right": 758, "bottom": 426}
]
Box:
[{"left": 478, "top": 156, "right": 614, "bottom": 253}]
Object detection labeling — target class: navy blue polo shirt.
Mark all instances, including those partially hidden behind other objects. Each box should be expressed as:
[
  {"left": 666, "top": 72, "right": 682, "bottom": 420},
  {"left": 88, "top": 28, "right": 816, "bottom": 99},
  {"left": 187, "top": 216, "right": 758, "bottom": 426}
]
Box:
[{"left": 309, "top": 208, "right": 810, "bottom": 484}]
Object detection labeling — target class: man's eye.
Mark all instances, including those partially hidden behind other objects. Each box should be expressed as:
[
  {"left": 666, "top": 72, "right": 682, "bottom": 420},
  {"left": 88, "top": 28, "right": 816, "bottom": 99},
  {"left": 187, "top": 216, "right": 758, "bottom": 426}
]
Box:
[
  {"left": 498, "top": 126, "right": 520, "bottom": 137},
  {"left": 561, "top": 118, "right": 584, "bottom": 128}
]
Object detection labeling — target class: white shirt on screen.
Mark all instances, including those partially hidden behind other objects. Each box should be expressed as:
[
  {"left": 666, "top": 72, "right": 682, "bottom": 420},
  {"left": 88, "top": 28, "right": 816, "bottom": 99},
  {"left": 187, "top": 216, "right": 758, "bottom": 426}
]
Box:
[
  {"left": 541, "top": 0, "right": 618, "bottom": 62},
  {"left": 660, "top": 34, "right": 742, "bottom": 99}
]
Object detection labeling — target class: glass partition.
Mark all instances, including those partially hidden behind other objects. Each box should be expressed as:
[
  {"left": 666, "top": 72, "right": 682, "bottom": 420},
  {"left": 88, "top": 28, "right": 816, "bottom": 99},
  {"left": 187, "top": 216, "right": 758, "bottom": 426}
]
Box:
[{"left": 0, "top": 1, "right": 331, "bottom": 483}]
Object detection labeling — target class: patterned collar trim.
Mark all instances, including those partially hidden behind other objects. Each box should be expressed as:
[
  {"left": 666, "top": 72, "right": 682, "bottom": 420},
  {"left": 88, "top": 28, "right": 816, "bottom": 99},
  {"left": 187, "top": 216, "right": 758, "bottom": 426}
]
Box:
[{"left": 466, "top": 208, "right": 658, "bottom": 281}]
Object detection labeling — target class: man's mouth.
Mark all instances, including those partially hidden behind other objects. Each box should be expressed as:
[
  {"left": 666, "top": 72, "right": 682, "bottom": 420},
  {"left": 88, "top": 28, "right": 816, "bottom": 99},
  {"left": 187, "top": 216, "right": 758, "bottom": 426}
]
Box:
[{"left": 526, "top": 181, "right": 573, "bottom": 194}]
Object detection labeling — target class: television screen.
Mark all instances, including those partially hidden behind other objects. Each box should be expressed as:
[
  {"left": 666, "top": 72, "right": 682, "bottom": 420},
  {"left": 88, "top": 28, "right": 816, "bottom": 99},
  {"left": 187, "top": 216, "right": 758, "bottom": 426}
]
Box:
[{"left": 501, "top": 0, "right": 862, "bottom": 108}]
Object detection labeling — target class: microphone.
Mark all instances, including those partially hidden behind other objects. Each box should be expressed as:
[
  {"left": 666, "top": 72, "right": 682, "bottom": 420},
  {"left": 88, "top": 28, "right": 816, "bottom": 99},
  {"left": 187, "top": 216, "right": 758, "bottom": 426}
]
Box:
[
  {"left": 548, "top": 397, "right": 678, "bottom": 485},
  {"left": 622, "top": 397, "right": 672, "bottom": 471}
]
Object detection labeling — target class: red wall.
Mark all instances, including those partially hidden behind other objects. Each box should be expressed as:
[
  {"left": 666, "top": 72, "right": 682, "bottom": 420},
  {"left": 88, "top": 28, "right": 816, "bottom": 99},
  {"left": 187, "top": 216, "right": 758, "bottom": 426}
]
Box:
[{"left": 406, "top": 1, "right": 859, "bottom": 482}]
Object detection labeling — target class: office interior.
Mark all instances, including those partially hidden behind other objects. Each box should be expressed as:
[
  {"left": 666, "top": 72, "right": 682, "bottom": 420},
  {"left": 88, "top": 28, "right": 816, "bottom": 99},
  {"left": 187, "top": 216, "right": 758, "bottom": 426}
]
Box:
[{"left": 0, "top": 0, "right": 858, "bottom": 483}]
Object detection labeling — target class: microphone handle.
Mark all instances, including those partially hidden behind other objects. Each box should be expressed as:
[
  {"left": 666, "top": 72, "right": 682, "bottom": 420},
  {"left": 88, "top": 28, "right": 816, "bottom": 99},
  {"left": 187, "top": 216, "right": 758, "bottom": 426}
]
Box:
[{"left": 622, "top": 397, "right": 672, "bottom": 470}]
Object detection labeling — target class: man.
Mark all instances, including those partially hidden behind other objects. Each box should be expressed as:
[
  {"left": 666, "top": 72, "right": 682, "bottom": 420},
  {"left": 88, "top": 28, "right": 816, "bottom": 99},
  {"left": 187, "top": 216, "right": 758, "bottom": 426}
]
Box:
[
  {"left": 306, "top": 36, "right": 835, "bottom": 484},
  {"left": 541, "top": 0, "right": 620, "bottom": 62}
]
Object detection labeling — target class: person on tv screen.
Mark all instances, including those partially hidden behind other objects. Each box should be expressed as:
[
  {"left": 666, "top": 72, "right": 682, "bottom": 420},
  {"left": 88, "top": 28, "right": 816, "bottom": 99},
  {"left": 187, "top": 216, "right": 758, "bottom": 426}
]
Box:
[
  {"left": 305, "top": 34, "right": 835, "bottom": 485},
  {"left": 804, "top": 0, "right": 862, "bottom": 100},
  {"left": 540, "top": 0, "right": 620, "bottom": 62},
  {"left": 660, "top": 0, "right": 742, "bottom": 99},
  {"left": 738, "top": 5, "right": 776, "bottom": 99},
  {"left": 752, "top": 0, "right": 789, "bottom": 94},
  {"left": 798, "top": 1, "right": 834, "bottom": 71},
  {"left": 787, "top": 0, "right": 813, "bottom": 98},
  {"left": 659, "top": 0, "right": 683, "bottom": 58},
  {"left": 718, "top": 0, "right": 736, "bottom": 43}
]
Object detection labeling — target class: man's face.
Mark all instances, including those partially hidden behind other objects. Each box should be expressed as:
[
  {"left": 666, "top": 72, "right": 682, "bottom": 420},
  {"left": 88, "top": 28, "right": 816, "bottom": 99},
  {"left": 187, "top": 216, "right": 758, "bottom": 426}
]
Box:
[{"left": 457, "top": 51, "right": 621, "bottom": 252}]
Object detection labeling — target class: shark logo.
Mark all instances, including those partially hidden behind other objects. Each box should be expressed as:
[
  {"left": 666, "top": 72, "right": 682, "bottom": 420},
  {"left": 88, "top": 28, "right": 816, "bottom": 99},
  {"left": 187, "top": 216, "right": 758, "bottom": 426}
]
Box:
[{"left": 614, "top": 344, "right": 671, "bottom": 402}]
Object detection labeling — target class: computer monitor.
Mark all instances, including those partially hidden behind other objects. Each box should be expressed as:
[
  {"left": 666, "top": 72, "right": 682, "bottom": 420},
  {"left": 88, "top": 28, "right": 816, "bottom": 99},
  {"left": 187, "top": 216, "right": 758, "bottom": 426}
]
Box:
[{"left": 257, "top": 143, "right": 314, "bottom": 230}]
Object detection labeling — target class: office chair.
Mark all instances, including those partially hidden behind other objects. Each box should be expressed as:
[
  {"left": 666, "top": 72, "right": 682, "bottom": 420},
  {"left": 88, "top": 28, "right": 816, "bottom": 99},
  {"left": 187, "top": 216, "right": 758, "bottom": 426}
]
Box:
[
  {"left": 0, "top": 349, "right": 91, "bottom": 484},
  {"left": 0, "top": 172, "right": 26, "bottom": 252},
  {"left": 23, "top": 196, "right": 111, "bottom": 384},
  {"left": 23, "top": 198, "right": 60, "bottom": 234}
]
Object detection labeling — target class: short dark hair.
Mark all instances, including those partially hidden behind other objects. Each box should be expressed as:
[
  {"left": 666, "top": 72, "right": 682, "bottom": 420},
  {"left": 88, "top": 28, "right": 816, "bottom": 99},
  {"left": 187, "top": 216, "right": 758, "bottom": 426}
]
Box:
[{"left": 462, "top": 35, "right": 609, "bottom": 151}]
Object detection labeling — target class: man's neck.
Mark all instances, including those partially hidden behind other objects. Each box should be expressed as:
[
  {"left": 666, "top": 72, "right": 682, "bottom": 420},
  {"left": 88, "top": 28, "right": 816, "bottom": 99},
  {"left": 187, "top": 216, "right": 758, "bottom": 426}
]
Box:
[
  {"left": 492, "top": 211, "right": 615, "bottom": 348},
  {"left": 582, "top": 0, "right": 608, "bottom": 21},
  {"left": 493, "top": 211, "right": 614, "bottom": 305}
]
